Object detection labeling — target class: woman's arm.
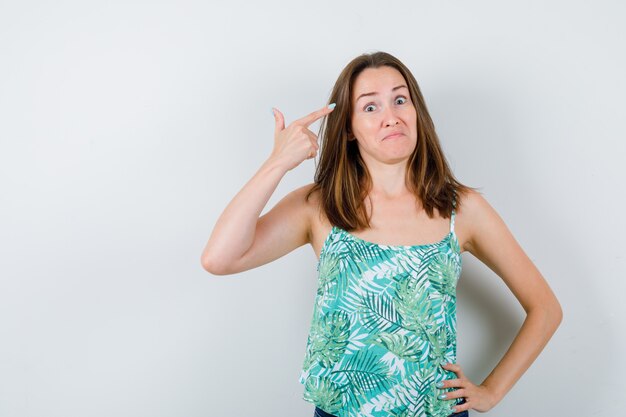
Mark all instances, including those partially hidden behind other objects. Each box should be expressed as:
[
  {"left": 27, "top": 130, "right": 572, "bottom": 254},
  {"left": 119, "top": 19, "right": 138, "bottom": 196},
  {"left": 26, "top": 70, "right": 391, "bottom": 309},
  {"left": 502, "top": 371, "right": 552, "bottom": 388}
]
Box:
[
  {"left": 463, "top": 190, "right": 563, "bottom": 407},
  {"left": 200, "top": 157, "right": 302, "bottom": 275},
  {"left": 200, "top": 104, "right": 334, "bottom": 275}
]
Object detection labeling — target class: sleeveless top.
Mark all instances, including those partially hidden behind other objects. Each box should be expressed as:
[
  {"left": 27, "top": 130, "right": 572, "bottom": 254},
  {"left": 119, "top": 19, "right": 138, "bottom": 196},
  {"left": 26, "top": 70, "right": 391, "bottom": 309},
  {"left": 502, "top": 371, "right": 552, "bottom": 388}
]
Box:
[{"left": 299, "top": 206, "right": 463, "bottom": 417}]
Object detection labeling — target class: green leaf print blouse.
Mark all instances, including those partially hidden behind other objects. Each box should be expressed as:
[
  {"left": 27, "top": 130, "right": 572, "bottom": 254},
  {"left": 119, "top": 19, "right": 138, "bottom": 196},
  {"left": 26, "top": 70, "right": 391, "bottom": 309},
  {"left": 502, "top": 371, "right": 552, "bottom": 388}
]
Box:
[{"left": 299, "top": 207, "right": 463, "bottom": 417}]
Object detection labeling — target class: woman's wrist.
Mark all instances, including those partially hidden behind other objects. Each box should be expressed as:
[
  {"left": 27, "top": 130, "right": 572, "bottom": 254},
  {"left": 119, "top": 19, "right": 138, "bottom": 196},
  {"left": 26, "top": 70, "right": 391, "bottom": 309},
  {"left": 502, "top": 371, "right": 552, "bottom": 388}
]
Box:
[
  {"left": 479, "top": 383, "right": 502, "bottom": 410},
  {"left": 264, "top": 153, "right": 293, "bottom": 173}
]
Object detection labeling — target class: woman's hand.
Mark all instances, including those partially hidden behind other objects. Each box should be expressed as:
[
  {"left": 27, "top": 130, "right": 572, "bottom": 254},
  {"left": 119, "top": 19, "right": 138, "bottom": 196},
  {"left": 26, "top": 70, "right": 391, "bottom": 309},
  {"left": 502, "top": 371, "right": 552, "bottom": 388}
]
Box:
[
  {"left": 269, "top": 103, "right": 335, "bottom": 171},
  {"left": 439, "top": 362, "right": 499, "bottom": 413}
]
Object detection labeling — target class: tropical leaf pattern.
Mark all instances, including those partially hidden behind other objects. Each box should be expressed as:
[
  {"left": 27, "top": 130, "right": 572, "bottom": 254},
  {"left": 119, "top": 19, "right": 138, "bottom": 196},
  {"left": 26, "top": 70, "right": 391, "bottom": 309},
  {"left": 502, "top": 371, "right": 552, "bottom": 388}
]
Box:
[{"left": 299, "top": 210, "right": 463, "bottom": 417}]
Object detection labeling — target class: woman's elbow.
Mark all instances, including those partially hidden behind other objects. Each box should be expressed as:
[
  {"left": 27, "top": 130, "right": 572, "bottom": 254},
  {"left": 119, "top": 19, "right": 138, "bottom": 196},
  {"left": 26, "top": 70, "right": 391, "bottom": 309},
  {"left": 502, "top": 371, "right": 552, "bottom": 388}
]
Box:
[
  {"left": 540, "top": 297, "right": 564, "bottom": 330},
  {"left": 528, "top": 296, "right": 563, "bottom": 331},
  {"left": 552, "top": 299, "right": 564, "bottom": 327},
  {"left": 201, "top": 254, "right": 230, "bottom": 275}
]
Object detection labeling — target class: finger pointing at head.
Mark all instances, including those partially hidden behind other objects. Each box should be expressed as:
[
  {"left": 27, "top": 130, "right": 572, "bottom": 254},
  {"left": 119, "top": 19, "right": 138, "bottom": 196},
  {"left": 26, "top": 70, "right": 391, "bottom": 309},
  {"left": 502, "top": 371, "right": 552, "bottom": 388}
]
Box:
[{"left": 297, "top": 103, "right": 336, "bottom": 128}]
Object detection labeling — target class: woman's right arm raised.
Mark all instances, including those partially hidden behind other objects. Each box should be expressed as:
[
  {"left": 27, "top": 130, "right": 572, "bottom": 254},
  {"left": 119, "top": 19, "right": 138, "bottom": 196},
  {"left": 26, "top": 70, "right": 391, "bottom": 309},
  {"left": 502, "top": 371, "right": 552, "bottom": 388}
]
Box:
[{"left": 200, "top": 103, "right": 335, "bottom": 275}]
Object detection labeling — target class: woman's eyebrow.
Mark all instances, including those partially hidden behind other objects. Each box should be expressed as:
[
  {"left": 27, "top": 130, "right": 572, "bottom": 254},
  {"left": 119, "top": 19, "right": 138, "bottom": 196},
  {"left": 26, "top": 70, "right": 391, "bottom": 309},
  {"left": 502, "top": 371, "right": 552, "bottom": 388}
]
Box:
[{"left": 355, "top": 85, "right": 408, "bottom": 102}]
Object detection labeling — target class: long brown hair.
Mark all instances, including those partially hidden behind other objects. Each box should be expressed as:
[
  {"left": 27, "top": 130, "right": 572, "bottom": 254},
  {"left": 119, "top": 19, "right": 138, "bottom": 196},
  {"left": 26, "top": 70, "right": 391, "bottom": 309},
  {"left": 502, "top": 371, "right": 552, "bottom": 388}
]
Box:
[{"left": 306, "top": 51, "right": 478, "bottom": 230}]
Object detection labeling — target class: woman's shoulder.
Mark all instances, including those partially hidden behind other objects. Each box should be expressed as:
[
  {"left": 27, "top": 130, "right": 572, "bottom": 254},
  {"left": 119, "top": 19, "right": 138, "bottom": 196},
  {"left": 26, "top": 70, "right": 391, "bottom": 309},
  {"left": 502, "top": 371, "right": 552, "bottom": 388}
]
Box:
[
  {"left": 454, "top": 188, "right": 505, "bottom": 253},
  {"left": 288, "top": 182, "right": 320, "bottom": 204},
  {"left": 455, "top": 187, "right": 491, "bottom": 218},
  {"left": 290, "top": 182, "right": 332, "bottom": 228},
  {"left": 282, "top": 182, "right": 323, "bottom": 221},
  {"left": 452, "top": 188, "right": 484, "bottom": 252}
]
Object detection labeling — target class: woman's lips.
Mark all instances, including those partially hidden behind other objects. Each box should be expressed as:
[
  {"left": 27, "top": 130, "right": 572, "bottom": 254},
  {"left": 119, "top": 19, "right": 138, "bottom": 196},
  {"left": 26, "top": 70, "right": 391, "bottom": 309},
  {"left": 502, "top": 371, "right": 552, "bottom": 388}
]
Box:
[{"left": 383, "top": 132, "right": 404, "bottom": 140}]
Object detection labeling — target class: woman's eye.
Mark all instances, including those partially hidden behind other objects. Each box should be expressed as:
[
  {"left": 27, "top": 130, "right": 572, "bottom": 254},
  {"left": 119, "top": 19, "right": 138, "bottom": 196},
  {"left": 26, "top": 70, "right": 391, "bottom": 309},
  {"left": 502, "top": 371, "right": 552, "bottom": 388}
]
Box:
[{"left": 364, "top": 96, "right": 407, "bottom": 112}]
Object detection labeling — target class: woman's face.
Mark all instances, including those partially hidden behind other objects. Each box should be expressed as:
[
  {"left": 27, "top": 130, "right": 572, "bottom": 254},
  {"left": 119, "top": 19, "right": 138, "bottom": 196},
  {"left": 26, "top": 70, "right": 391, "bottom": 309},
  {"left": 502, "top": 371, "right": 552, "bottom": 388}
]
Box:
[{"left": 350, "top": 66, "right": 417, "bottom": 166}]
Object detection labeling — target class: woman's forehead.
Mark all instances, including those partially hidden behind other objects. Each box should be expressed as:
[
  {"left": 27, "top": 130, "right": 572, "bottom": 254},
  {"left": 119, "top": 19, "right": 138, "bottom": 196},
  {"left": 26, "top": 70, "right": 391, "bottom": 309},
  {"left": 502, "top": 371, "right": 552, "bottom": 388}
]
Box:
[{"left": 352, "top": 67, "right": 407, "bottom": 101}]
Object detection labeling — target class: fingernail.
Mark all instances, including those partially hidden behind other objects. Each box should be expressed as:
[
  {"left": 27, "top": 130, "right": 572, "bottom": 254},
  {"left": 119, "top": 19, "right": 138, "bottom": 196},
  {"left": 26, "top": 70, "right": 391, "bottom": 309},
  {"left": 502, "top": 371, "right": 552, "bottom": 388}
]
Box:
[
  {"left": 270, "top": 107, "right": 275, "bottom": 116},
  {"left": 438, "top": 394, "right": 447, "bottom": 399},
  {"left": 440, "top": 361, "right": 448, "bottom": 366},
  {"left": 450, "top": 406, "right": 457, "bottom": 413},
  {"left": 436, "top": 381, "right": 444, "bottom": 388},
  {"left": 327, "top": 103, "right": 336, "bottom": 109}
]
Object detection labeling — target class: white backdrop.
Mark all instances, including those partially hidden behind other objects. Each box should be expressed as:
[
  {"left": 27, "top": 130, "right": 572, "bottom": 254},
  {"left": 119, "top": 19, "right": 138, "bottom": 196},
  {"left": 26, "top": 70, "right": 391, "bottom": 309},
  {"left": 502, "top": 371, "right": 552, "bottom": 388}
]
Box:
[{"left": 1, "top": 1, "right": 624, "bottom": 416}]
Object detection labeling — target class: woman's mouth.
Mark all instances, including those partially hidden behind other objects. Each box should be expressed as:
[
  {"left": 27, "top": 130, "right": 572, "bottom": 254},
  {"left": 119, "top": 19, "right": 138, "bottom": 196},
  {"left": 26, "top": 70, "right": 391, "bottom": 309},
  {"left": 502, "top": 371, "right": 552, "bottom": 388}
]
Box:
[{"left": 383, "top": 132, "right": 404, "bottom": 140}]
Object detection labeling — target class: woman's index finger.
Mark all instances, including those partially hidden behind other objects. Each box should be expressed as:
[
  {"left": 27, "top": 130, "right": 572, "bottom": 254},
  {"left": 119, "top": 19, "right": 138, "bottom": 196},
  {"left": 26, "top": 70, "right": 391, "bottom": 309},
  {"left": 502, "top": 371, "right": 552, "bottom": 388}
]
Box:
[{"left": 297, "top": 104, "right": 335, "bottom": 128}]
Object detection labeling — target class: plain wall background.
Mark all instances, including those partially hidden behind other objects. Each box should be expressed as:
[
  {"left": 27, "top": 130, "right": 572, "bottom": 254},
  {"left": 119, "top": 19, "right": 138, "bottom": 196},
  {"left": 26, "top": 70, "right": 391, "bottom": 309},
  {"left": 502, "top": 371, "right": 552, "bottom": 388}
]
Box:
[{"left": 1, "top": 1, "right": 624, "bottom": 416}]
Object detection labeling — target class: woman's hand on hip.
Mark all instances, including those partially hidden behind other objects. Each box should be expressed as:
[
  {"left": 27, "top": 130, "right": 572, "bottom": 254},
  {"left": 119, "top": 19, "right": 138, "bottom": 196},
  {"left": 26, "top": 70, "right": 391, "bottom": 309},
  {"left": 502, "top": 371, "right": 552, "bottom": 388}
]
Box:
[{"left": 439, "top": 362, "right": 499, "bottom": 413}]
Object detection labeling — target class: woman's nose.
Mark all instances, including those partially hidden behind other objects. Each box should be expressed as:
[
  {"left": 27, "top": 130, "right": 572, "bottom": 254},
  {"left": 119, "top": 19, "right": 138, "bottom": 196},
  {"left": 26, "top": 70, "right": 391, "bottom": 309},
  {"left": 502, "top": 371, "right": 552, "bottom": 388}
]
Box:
[
  {"left": 385, "top": 119, "right": 399, "bottom": 126},
  {"left": 382, "top": 106, "right": 400, "bottom": 126},
  {"left": 384, "top": 113, "right": 399, "bottom": 126}
]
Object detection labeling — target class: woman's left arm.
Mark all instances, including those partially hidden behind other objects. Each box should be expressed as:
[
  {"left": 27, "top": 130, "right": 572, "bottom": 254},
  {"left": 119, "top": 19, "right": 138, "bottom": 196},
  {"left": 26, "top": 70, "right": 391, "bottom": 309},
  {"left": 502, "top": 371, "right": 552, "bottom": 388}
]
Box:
[{"left": 449, "top": 190, "right": 563, "bottom": 412}]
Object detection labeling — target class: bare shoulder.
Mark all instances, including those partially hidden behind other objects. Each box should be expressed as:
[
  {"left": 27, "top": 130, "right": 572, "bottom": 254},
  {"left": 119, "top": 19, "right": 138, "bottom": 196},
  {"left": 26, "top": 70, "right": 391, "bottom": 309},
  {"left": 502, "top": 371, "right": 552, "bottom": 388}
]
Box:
[
  {"left": 455, "top": 187, "right": 489, "bottom": 217},
  {"left": 455, "top": 188, "right": 512, "bottom": 256},
  {"left": 288, "top": 182, "right": 320, "bottom": 217},
  {"left": 291, "top": 182, "right": 319, "bottom": 204},
  {"left": 454, "top": 188, "right": 491, "bottom": 254}
]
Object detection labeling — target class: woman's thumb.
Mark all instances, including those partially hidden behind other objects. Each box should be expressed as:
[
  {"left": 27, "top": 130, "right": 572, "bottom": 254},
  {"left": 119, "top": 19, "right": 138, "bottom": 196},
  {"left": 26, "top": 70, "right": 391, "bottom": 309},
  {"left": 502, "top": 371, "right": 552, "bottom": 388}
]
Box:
[{"left": 271, "top": 107, "right": 285, "bottom": 132}]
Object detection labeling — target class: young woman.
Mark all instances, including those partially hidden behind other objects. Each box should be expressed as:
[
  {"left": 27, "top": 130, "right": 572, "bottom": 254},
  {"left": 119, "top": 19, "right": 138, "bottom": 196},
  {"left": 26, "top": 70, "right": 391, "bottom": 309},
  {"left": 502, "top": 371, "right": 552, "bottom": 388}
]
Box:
[{"left": 201, "top": 51, "right": 562, "bottom": 417}]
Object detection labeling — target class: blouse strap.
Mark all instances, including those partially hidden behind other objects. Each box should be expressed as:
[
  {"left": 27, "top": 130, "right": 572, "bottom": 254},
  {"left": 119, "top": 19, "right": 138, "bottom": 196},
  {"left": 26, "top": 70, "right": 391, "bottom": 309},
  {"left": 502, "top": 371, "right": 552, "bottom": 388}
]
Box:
[
  {"left": 450, "top": 193, "right": 457, "bottom": 233},
  {"left": 450, "top": 210, "right": 456, "bottom": 233}
]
